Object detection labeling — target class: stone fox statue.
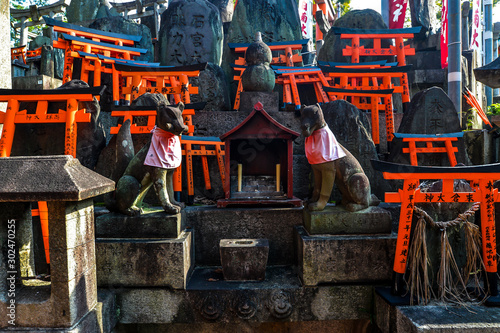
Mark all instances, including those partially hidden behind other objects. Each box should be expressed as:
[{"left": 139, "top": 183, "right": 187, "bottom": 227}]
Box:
[
  {"left": 106, "top": 101, "right": 188, "bottom": 216},
  {"left": 300, "top": 104, "right": 379, "bottom": 212}
]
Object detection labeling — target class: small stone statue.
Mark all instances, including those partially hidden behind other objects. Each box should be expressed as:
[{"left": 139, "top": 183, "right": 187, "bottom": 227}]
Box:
[
  {"left": 241, "top": 32, "right": 275, "bottom": 92},
  {"left": 106, "top": 100, "right": 188, "bottom": 216},
  {"left": 300, "top": 104, "right": 379, "bottom": 211}
]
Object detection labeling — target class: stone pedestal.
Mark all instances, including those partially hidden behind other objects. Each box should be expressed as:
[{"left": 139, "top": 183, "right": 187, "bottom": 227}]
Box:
[
  {"left": 220, "top": 238, "right": 269, "bottom": 281},
  {"left": 0, "top": 156, "right": 114, "bottom": 331},
  {"left": 96, "top": 229, "right": 193, "bottom": 289},
  {"left": 239, "top": 91, "right": 279, "bottom": 112},
  {"left": 95, "top": 210, "right": 193, "bottom": 289},
  {"left": 303, "top": 206, "right": 392, "bottom": 235},
  {"left": 295, "top": 226, "right": 396, "bottom": 286},
  {"left": 12, "top": 75, "right": 62, "bottom": 90}
]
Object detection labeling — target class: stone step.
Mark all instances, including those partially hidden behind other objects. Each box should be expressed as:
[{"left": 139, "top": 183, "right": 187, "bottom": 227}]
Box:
[
  {"left": 375, "top": 291, "right": 500, "bottom": 332},
  {"left": 303, "top": 205, "right": 392, "bottom": 235},
  {"left": 295, "top": 226, "right": 396, "bottom": 286},
  {"left": 95, "top": 230, "right": 193, "bottom": 290},
  {"left": 95, "top": 210, "right": 185, "bottom": 239}
]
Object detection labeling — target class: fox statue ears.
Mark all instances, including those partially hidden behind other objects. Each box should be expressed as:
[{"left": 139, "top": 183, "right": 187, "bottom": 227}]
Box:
[
  {"left": 295, "top": 104, "right": 308, "bottom": 118},
  {"left": 295, "top": 103, "right": 322, "bottom": 118},
  {"left": 174, "top": 101, "right": 185, "bottom": 112}
]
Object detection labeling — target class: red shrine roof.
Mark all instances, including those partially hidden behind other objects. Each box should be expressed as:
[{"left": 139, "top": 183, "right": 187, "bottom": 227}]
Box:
[{"left": 220, "top": 102, "right": 300, "bottom": 141}]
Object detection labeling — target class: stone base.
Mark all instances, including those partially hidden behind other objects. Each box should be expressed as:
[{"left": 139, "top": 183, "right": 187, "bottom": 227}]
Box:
[
  {"left": 95, "top": 209, "right": 185, "bottom": 238},
  {"left": 295, "top": 226, "right": 396, "bottom": 286},
  {"left": 117, "top": 266, "right": 374, "bottom": 324},
  {"left": 0, "top": 290, "right": 116, "bottom": 333},
  {"left": 303, "top": 205, "right": 392, "bottom": 235},
  {"left": 12, "top": 74, "right": 62, "bottom": 90},
  {"left": 95, "top": 230, "right": 193, "bottom": 289},
  {"left": 239, "top": 91, "right": 279, "bottom": 112},
  {"left": 375, "top": 291, "right": 500, "bottom": 332},
  {"left": 185, "top": 206, "right": 302, "bottom": 266},
  {"left": 220, "top": 239, "right": 269, "bottom": 281}
]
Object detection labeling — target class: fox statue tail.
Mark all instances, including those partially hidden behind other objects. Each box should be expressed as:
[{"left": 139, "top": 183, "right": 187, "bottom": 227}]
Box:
[{"left": 105, "top": 119, "right": 135, "bottom": 211}]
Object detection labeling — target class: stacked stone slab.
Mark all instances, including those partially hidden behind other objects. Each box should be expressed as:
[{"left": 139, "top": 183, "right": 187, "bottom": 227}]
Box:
[
  {"left": 297, "top": 205, "right": 396, "bottom": 286},
  {"left": 95, "top": 210, "right": 193, "bottom": 289}
]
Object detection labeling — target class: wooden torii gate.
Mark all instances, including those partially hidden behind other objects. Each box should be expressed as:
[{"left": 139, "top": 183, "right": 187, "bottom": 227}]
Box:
[{"left": 372, "top": 159, "right": 500, "bottom": 305}]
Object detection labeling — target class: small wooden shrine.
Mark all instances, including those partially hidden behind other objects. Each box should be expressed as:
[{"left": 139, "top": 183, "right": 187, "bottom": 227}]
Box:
[{"left": 217, "top": 102, "right": 302, "bottom": 208}]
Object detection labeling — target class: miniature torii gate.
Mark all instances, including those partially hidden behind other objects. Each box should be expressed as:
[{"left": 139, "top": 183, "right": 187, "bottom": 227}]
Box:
[
  {"left": 372, "top": 159, "right": 500, "bottom": 304},
  {"left": 0, "top": 87, "right": 104, "bottom": 158}
]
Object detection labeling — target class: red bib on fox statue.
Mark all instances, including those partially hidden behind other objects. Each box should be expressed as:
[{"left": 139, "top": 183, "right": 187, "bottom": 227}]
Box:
[
  {"left": 144, "top": 126, "right": 182, "bottom": 169},
  {"left": 305, "top": 125, "right": 346, "bottom": 165}
]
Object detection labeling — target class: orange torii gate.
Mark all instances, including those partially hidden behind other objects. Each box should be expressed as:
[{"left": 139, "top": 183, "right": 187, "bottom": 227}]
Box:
[
  {"left": 324, "top": 87, "right": 395, "bottom": 147},
  {"left": 332, "top": 26, "right": 420, "bottom": 110},
  {"left": 273, "top": 66, "right": 332, "bottom": 109},
  {"left": 11, "top": 45, "right": 27, "bottom": 64},
  {"left": 0, "top": 87, "right": 104, "bottom": 158},
  {"left": 320, "top": 65, "right": 412, "bottom": 104},
  {"left": 113, "top": 62, "right": 206, "bottom": 106},
  {"left": 372, "top": 160, "right": 500, "bottom": 305},
  {"left": 393, "top": 132, "right": 462, "bottom": 167}
]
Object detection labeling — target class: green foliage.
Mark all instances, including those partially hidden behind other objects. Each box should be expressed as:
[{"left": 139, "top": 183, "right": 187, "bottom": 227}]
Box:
[
  {"left": 464, "top": 108, "right": 476, "bottom": 131},
  {"left": 332, "top": 0, "right": 351, "bottom": 17},
  {"left": 486, "top": 103, "right": 500, "bottom": 116}
]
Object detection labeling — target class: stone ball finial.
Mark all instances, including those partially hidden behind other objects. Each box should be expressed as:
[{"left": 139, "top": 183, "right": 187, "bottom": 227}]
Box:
[{"left": 241, "top": 31, "right": 275, "bottom": 92}]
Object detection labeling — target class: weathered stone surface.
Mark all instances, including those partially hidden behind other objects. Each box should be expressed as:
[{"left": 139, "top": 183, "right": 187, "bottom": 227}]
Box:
[
  {"left": 116, "top": 272, "right": 373, "bottom": 324},
  {"left": 95, "top": 230, "right": 193, "bottom": 289},
  {"left": 95, "top": 210, "right": 185, "bottom": 238},
  {"left": 207, "top": 0, "right": 234, "bottom": 23},
  {"left": 296, "top": 226, "right": 396, "bottom": 286},
  {"left": 220, "top": 239, "right": 269, "bottom": 281},
  {"left": 321, "top": 100, "right": 390, "bottom": 201},
  {"left": 0, "top": 200, "right": 98, "bottom": 329},
  {"left": 159, "top": 0, "right": 223, "bottom": 66},
  {"left": 464, "top": 129, "right": 496, "bottom": 165},
  {"left": 12, "top": 75, "right": 62, "bottom": 90},
  {"left": 239, "top": 91, "right": 279, "bottom": 112},
  {"left": 304, "top": 205, "right": 392, "bottom": 235},
  {"left": 66, "top": 0, "right": 118, "bottom": 24},
  {"left": 185, "top": 206, "right": 302, "bottom": 266},
  {"left": 90, "top": 16, "right": 153, "bottom": 62},
  {"left": 241, "top": 64, "right": 275, "bottom": 92},
  {"left": 189, "top": 63, "right": 231, "bottom": 111},
  {"left": 318, "top": 9, "right": 389, "bottom": 63},
  {"left": 389, "top": 87, "right": 469, "bottom": 166},
  {"left": 225, "top": 0, "right": 301, "bottom": 45},
  {"left": 409, "top": 0, "right": 439, "bottom": 35},
  {"left": 0, "top": 156, "right": 114, "bottom": 202},
  {"left": 375, "top": 294, "right": 500, "bottom": 333},
  {"left": 40, "top": 45, "right": 54, "bottom": 78}
]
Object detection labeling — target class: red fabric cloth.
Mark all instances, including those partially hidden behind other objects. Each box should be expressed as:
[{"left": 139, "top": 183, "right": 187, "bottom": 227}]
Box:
[
  {"left": 389, "top": 0, "right": 408, "bottom": 29},
  {"left": 441, "top": 0, "right": 449, "bottom": 68},
  {"left": 144, "top": 126, "right": 182, "bottom": 169},
  {"left": 305, "top": 126, "right": 346, "bottom": 165}
]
